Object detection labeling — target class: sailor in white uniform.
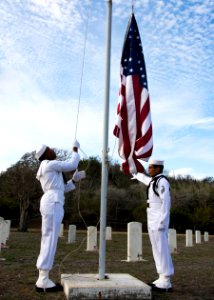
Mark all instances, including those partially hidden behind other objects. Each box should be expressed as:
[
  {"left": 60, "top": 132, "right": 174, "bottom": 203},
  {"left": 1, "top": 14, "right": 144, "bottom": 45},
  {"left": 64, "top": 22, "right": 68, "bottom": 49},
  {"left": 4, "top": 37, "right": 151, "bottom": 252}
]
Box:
[
  {"left": 132, "top": 159, "right": 174, "bottom": 291},
  {"left": 34, "top": 140, "right": 85, "bottom": 293}
]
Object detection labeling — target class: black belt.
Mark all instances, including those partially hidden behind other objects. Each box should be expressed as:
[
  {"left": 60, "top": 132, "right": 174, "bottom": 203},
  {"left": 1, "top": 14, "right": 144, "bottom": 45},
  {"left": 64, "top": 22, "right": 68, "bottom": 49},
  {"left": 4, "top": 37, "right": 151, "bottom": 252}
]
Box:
[{"left": 147, "top": 203, "right": 150, "bottom": 208}]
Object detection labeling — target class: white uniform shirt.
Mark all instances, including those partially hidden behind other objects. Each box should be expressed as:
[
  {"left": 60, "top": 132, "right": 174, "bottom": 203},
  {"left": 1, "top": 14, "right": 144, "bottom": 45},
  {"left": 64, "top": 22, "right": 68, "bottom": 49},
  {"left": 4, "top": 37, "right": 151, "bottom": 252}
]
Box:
[
  {"left": 36, "top": 152, "right": 80, "bottom": 205},
  {"left": 135, "top": 173, "right": 171, "bottom": 230}
]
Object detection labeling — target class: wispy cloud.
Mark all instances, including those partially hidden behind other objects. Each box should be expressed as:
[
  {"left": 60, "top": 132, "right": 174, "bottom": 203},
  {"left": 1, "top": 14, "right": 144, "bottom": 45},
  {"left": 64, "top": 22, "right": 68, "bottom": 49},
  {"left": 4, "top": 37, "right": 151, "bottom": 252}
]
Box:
[
  {"left": 0, "top": 0, "right": 213, "bottom": 179},
  {"left": 192, "top": 118, "right": 214, "bottom": 130},
  {"left": 0, "top": 66, "right": 105, "bottom": 168}
]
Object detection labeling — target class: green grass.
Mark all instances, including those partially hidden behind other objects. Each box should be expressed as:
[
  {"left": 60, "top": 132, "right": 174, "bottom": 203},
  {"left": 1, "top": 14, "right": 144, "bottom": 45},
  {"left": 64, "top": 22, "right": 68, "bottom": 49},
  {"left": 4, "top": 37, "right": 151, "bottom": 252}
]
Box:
[{"left": 0, "top": 230, "right": 213, "bottom": 300}]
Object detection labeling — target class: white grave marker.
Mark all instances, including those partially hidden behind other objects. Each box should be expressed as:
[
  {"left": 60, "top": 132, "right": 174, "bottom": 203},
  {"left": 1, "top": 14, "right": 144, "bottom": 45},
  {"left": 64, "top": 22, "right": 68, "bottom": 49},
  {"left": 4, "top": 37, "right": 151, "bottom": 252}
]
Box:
[
  {"left": 68, "top": 225, "right": 76, "bottom": 244},
  {"left": 1, "top": 220, "right": 7, "bottom": 246},
  {"left": 106, "top": 226, "right": 112, "bottom": 240},
  {"left": 186, "top": 229, "right": 193, "bottom": 247},
  {"left": 195, "top": 230, "right": 201, "bottom": 244},
  {"left": 59, "top": 223, "right": 64, "bottom": 237},
  {"left": 0, "top": 218, "right": 4, "bottom": 253},
  {"left": 5, "top": 220, "right": 11, "bottom": 241},
  {"left": 87, "top": 226, "right": 97, "bottom": 251},
  {"left": 204, "top": 231, "right": 209, "bottom": 242},
  {"left": 168, "top": 228, "right": 177, "bottom": 253},
  {"left": 127, "top": 222, "right": 142, "bottom": 262}
]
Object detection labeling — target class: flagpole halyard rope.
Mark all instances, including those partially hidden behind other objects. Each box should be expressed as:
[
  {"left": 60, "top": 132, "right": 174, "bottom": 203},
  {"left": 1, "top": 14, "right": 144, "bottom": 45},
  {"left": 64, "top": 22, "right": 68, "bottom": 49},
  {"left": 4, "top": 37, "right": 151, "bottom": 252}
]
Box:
[
  {"left": 74, "top": 10, "right": 90, "bottom": 139},
  {"left": 57, "top": 4, "right": 95, "bottom": 280}
]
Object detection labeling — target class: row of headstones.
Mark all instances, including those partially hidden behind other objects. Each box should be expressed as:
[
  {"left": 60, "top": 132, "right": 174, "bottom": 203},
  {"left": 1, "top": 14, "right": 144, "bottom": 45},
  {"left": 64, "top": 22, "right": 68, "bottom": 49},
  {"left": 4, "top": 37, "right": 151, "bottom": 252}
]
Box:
[
  {"left": 0, "top": 217, "right": 11, "bottom": 252},
  {"left": 59, "top": 222, "right": 210, "bottom": 262},
  {"left": 168, "top": 228, "right": 209, "bottom": 253},
  {"left": 59, "top": 224, "right": 112, "bottom": 250}
]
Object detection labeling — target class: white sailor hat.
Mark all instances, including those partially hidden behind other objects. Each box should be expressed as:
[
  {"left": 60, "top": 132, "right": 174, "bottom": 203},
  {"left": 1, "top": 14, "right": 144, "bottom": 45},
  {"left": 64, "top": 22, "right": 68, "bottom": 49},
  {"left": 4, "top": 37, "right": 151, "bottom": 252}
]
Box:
[
  {"left": 35, "top": 144, "right": 47, "bottom": 160},
  {"left": 148, "top": 158, "right": 164, "bottom": 166}
]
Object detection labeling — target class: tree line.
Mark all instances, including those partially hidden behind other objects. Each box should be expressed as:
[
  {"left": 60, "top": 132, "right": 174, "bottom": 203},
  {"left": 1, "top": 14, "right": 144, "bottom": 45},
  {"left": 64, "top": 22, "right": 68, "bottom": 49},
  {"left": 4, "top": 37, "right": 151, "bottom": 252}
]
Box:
[{"left": 0, "top": 150, "right": 213, "bottom": 233}]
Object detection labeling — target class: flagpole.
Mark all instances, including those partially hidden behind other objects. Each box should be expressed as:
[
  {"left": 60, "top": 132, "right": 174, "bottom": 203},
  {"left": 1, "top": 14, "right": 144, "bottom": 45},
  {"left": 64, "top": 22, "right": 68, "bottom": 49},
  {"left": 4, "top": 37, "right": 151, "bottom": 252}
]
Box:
[{"left": 98, "top": 0, "right": 112, "bottom": 280}]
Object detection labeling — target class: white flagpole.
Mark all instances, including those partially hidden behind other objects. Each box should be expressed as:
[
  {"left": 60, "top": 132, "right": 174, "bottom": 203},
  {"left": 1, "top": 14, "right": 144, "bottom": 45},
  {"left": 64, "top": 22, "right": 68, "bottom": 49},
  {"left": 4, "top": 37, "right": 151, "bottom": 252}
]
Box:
[{"left": 98, "top": 0, "right": 112, "bottom": 280}]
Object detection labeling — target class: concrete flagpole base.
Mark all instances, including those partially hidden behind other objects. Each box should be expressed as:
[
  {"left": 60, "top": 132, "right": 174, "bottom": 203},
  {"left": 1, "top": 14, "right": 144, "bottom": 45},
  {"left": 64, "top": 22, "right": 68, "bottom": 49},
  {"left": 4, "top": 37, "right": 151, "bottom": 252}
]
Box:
[{"left": 61, "top": 273, "right": 151, "bottom": 299}]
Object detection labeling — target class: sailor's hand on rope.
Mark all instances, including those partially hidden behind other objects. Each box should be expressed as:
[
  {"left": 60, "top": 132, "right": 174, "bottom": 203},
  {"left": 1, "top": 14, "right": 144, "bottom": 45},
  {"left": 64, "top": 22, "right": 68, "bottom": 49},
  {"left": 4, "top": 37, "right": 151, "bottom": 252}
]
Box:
[
  {"left": 131, "top": 173, "right": 138, "bottom": 180},
  {"left": 72, "top": 169, "right": 86, "bottom": 182},
  {"left": 73, "top": 139, "right": 80, "bottom": 152}
]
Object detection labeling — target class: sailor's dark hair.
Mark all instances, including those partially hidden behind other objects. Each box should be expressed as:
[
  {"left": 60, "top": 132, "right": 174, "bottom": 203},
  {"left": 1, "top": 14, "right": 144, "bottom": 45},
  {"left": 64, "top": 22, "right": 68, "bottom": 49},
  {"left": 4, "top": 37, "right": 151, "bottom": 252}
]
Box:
[
  {"left": 39, "top": 147, "right": 49, "bottom": 161},
  {"left": 151, "top": 164, "right": 164, "bottom": 173}
]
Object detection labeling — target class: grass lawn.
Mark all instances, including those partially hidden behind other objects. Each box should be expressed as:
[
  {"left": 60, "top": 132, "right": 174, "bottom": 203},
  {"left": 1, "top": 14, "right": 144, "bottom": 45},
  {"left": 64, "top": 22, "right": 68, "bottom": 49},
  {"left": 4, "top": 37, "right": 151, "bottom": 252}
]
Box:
[{"left": 0, "top": 229, "right": 213, "bottom": 300}]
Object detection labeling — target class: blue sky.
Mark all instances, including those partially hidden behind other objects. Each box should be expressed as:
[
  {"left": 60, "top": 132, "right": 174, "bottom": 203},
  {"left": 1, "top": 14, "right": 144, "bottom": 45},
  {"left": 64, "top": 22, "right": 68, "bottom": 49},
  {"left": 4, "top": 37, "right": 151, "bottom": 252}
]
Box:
[{"left": 0, "top": 0, "right": 213, "bottom": 179}]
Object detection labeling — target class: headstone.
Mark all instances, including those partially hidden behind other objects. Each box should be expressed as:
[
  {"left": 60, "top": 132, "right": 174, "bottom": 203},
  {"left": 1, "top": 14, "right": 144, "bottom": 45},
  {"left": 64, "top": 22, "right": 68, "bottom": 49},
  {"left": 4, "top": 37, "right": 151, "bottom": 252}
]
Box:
[
  {"left": 127, "top": 222, "right": 142, "bottom": 262},
  {"left": 204, "top": 231, "right": 209, "bottom": 242},
  {"left": 186, "top": 229, "right": 193, "bottom": 247},
  {"left": 106, "top": 226, "right": 112, "bottom": 240},
  {"left": 1, "top": 220, "right": 7, "bottom": 246},
  {"left": 195, "top": 230, "right": 201, "bottom": 244},
  {"left": 68, "top": 225, "right": 76, "bottom": 244},
  {"left": 86, "top": 226, "right": 97, "bottom": 251},
  {"left": 59, "top": 223, "right": 64, "bottom": 237},
  {"left": 5, "top": 220, "right": 11, "bottom": 241},
  {"left": 0, "top": 217, "right": 4, "bottom": 253},
  {"left": 168, "top": 228, "right": 177, "bottom": 253}
]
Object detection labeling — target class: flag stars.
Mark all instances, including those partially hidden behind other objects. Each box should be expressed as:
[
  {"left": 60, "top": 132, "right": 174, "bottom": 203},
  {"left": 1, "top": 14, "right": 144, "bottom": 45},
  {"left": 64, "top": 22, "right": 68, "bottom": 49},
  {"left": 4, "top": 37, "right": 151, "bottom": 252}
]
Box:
[{"left": 121, "top": 15, "right": 148, "bottom": 89}]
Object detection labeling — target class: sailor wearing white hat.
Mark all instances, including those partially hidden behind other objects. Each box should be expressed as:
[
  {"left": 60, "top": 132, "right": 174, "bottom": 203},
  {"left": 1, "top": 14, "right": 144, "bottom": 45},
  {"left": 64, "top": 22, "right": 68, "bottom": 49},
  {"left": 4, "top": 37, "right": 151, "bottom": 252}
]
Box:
[
  {"left": 34, "top": 139, "right": 85, "bottom": 293},
  {"left": 148, "top": 159, "right": 164, "bottom": 166},
  {"left": 132, "top": 158, "right": 174, "bottom": 292},
  {"left": 35, "top": 144, "right": 47, "bottom": 160}
]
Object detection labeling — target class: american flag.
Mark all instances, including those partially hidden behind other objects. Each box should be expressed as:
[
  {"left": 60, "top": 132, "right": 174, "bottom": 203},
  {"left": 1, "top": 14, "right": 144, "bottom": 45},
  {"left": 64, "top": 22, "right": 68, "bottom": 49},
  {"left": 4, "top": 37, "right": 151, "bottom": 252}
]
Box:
[{"left": 113, "top": 13, "right": 153, "bottom": 175}]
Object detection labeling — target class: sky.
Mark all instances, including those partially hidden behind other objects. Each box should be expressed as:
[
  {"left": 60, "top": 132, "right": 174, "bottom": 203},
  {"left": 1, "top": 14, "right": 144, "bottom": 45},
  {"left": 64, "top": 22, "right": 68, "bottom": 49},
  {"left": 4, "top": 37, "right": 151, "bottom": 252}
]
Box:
[{"left": 0, "top": 0, "right": 213, "bottom": 179}]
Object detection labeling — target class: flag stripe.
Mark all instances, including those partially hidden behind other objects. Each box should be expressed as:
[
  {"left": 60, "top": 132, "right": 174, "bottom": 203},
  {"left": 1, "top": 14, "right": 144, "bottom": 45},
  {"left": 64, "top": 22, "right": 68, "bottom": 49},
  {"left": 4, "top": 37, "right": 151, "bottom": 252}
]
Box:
[
  {"left": 135, "top": 124, "right": 153, "bottom": 151},
  {"left": 120, "top": 92, "right": 131, "bottom": 159},
  {"left": 132, "top": 75, "right": 143, "bottom": 138}
]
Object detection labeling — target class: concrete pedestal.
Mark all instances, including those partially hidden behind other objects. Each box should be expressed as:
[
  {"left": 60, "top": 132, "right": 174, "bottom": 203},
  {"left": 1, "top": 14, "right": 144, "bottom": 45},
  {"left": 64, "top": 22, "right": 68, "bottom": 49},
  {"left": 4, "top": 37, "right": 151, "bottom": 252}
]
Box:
[{"left": 61, "top": 273, "right": 151, "bottom": 300}]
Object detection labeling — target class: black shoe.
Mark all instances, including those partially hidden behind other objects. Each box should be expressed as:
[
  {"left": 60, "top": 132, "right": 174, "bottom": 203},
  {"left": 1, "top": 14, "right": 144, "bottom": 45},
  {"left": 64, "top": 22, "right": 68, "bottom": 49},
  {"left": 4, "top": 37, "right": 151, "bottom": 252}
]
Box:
[
  {"left": 147, "top": 282, "right": 155, "bottom": 287},
  {"left": 35, "top": 283, "right": 63, "bottom": 293},
  {"left": 152, "top": 285, "right": 172, "bottom": 292}
]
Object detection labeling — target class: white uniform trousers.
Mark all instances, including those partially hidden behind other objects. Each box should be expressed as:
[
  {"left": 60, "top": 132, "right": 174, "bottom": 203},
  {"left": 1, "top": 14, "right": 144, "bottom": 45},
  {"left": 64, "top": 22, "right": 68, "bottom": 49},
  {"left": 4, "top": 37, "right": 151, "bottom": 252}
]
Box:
[
  {"left": 148, "top": 228, "right": 174, "bottom": 276},
  {"left": 36, "top": 202, "right": 64, "bottom": 270}
]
